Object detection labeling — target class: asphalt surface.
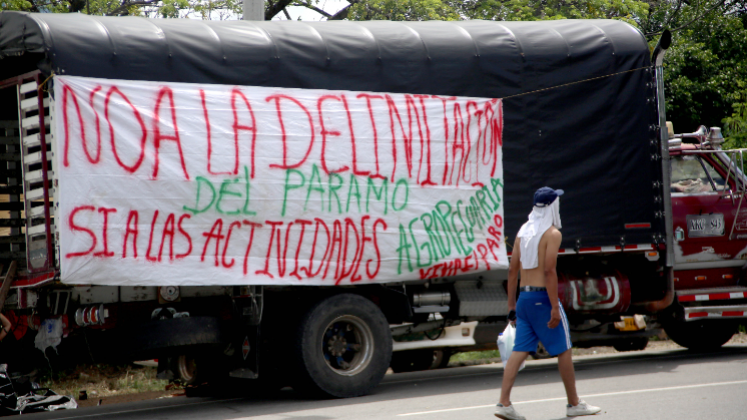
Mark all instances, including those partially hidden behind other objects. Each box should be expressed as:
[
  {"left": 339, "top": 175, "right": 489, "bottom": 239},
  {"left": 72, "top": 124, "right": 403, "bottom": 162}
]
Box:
[{"left": 23, "top": 344, "right": 747, "bottom": 420}]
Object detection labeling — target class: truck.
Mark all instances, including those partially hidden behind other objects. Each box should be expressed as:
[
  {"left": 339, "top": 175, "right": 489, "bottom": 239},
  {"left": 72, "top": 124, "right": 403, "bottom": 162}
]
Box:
[{"left": 0, "top": 12, "right": 743, "bottom": 398}]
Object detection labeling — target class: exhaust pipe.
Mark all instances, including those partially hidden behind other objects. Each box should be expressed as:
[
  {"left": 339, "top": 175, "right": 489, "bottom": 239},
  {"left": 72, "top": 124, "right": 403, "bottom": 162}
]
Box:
[
  {"left": 640, "top": 29, "right": 675, "bottom": 313},
  {"left": 652, "top": 30, "right": 671, "bottom": 67}
]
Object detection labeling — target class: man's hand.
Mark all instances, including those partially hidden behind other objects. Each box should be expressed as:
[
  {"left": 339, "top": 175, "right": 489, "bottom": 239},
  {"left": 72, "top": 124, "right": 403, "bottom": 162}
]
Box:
[
  {"left": 548, "top": 306, "right": 561, "bottom": 329},
  {"left": 508, "top": 308, "right": 517, "bottom": 326}
]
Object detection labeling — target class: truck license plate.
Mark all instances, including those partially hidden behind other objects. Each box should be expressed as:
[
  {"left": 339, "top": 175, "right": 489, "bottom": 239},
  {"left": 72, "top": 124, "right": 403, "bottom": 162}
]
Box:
[{"left": 686, "top": 213, "right": 725, "bottom": 238}]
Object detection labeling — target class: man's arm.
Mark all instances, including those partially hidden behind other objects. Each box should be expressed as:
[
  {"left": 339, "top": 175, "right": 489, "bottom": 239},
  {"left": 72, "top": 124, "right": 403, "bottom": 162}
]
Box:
[
  {"left": 544, "top": 229, "right": 563, "bottom": 329},
  {"left": 0, "top": 314, "right": 11, "bottom": 341},
  {"left": 507, "top": 236, "right": 522, "bottom": 322}
]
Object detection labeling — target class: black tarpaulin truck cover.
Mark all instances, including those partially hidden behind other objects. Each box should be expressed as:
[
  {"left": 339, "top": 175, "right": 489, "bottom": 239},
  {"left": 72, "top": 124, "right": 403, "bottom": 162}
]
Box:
[{"left": 0, "top": 12, "right": 663, "bottom": 250}]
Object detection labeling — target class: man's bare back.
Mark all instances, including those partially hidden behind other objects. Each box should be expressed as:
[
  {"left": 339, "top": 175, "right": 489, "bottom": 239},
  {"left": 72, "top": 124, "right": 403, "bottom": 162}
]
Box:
[
  {"left": 508, "top": 225, "right": 563, "bottom": 330},
  {"left": 514, "top": 226, "right": 562, "bottom": 288}
]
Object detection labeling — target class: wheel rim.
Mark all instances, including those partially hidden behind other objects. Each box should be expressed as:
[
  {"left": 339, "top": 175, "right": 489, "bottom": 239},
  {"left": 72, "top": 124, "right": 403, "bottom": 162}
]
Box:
[
  {"left": 532, "top": 342, "right": 551, "bottom": 359},
  {"left": 322, "top": 315, "right": 374, "bottom": 376},
  {"left": 176, "top": 354, "right": 197, "bottom": 384},
  {"left": 431, "top": 350, "right": 443, "bottom": 369}
]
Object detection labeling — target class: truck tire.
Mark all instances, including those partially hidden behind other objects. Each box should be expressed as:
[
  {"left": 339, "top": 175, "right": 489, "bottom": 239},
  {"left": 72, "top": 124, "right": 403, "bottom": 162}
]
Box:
[
  {"left": 170, "top": 354, "right": 203, "bottom": 385},
  {"left": 162, "top": 353, "right": 218, "bottom": 386},
  {"left": 390, "top": 349, "right": 434, "bottom": 373},
  {"left": 613, "top": 337, "right": 649, "bottom": 352},
  {"left": 663, "top": 320, "right": 737, "bottom": 351},
  {"left": 529, "top": 342, "right": 552, "bottom": 360},
  {"left": 159, "top": 348, "right": 230, "bottom": 386},
  {"left": 432, "top": 349, "right": 452, "bottom": 369},
  {"left": 291, "top": 294, "right": 392, "bottom": 398}
]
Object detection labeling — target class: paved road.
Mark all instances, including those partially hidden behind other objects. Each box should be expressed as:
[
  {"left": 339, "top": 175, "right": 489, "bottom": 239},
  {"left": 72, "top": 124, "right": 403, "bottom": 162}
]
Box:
[{"left": 27, "top": 344, "right": 747, "bottom": 420}]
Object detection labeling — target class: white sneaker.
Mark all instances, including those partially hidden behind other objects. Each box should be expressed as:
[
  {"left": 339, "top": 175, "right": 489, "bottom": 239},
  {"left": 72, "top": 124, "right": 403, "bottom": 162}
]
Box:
[
  {"left": 495, "top": 403, "right": 526, "bottom": 420},
  {"left": 566, "top": 399, "right": 601, "bottom": 416}
]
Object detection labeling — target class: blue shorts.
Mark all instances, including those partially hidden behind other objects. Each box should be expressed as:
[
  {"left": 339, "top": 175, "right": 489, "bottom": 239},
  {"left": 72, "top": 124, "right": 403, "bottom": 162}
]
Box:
[{"left": 513, "top": 290, "right": 572, "bottom": 356}]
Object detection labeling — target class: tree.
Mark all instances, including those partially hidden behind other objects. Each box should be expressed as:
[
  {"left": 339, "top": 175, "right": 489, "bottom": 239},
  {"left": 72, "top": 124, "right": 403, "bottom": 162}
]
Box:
[
  {"left": 645, "top": 1, "right": 747, "bottom": 134},
  {"left": 0, "top": 0, "right": 226, "bottom": 17},
  {"left": 347, "top": 0, "right": 459, "bottom": 21},
  {"left": 450, "top": 0, "right": 649, "bottom": 26},
  {"left": 722, "top": 82, "right": 747, "bottom": 148}
]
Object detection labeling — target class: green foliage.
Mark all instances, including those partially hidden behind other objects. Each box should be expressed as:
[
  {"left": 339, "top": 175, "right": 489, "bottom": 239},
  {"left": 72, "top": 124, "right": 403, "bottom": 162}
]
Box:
[
  {"left": 348, "top": 0, "right": 460, "bottom": 21},
  {"left": 450, "top": 349, "right": 501, "bottom": 362},
  {"left": 722, "top": 82, "right": 747, "bottom": 149},
  {"left": 190, "top": 0, "right": 242, "bottom": 20},
  {"left": 451, "top": 0, "right": 649, "bottom": 27},
  {"left": 0, "top": 0, "right": 241, "bottom": 18},
  {"left": 659, "top": 2, "right": 747, "bottom": 135},
  {"left": 344, "top": 0, "right": 650, "bottom": 24}
]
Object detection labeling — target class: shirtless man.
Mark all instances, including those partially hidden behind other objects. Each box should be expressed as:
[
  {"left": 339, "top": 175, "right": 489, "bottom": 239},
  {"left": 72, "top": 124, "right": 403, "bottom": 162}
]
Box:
[{"left": 495, "top": 187, "right": 601, "bottom": 420}]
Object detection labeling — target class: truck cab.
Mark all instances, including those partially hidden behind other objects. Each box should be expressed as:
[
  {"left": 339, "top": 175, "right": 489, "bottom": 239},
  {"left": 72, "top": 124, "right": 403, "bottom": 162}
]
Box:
[{"left": 665, "top": 124, "right": 747, "bottom": 348}]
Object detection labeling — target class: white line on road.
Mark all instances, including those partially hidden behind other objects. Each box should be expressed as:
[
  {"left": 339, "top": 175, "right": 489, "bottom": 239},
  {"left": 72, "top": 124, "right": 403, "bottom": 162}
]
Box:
[
  {"left": 384, "top": 348, "right": 742, "bottom": 386},
  {"left": 397, "top": 379, "right": 747, "bottom": 416}
]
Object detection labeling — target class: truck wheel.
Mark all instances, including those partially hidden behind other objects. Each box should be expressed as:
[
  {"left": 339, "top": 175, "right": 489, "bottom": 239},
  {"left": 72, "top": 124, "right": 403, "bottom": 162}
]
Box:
[
  {"left": 172, "top": 354, "right": 198, "bottom": 384},
  {"left": 431, "top": 349, "right": 452, "bottom": 369},
  {"left": 529, "top": 342, "right": 552, "bottom": 360},
  {"left": 291, "top": 294, "right": 392, "bottom": 398},
  {"left": 613, "top": 337, "right": 649, "bottom": 352},
  {"left": 390, "top": 349, "right": 434, "bottom": 373},
  {"left": 663, "top": 320, "right": 737, "bottom": 351},
  {"left": 161, "top": 350, "right": 228, "bottom": 386}
]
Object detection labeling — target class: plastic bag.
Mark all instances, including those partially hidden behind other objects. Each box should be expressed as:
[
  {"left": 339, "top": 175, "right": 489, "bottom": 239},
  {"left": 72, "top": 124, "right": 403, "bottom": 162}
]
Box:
[
  {"left": 0, "top": 365, "right": 77, "bottom": 415},
  {"left": 497, "top": 324, "right": 525, "bottom": 371}
]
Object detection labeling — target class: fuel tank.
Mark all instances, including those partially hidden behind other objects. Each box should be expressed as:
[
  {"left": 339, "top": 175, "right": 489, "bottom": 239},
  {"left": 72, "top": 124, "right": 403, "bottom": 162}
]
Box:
[{"left": 558, "top": 270, "right": 631, "bottom": 315}]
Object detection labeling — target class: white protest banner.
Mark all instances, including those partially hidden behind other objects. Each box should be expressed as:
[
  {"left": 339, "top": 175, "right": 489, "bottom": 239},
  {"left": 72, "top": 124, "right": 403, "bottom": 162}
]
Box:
[{"left": 54, "top": 76, "right": 506, "bottom": 286}]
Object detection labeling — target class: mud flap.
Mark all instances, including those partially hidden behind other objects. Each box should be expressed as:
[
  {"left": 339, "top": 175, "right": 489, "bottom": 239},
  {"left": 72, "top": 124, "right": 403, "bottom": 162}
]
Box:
[{"left": 228, "top": 326, "right": 260, "bottom": 380}]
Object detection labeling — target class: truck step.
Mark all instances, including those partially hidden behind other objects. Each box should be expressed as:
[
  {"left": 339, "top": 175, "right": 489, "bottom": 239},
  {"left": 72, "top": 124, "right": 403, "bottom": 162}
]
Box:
[
  {"left": 23, "top": 133, "right": 53, "bottom": 149},
  {"left": 677, "top": 286, "right": 747, "bottom": 303},
  {"left": 684, "top": 304, "right": 747, "bottom": 321},
  {"left": 23, "top": 150, "right": 53, "bottom": 167},
  {"left": 26, "top": 204, "right": 53, "bottom": 218},
  {"left": 27, "top": 224, "right": 48, "bottom": 236},
  {"left": 25, "top": 168, "right": 54, "bottom": 185},
  {"left": 21, "top": 115, "right": 49, "bottom": 131},
  {"left": 19, "top": 82, "right": 38, "bottom": 95},
  {"left": 19, "top": 96, "right": 49, "bottom": 113},
  {"left": 25, "top": 187, "right": 53, "bottom": 202}
]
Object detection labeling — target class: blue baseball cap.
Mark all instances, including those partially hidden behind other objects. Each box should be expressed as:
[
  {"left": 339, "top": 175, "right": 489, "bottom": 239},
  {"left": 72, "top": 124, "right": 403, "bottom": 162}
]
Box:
[{"left": 534, "top": 186, "right": 564, "bottom": 207}]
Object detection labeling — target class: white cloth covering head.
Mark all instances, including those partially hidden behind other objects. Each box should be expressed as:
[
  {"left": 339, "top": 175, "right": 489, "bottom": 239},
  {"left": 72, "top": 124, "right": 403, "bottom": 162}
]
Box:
[{"left": 516, "top": 197, "right": 561, "bottom": 269}]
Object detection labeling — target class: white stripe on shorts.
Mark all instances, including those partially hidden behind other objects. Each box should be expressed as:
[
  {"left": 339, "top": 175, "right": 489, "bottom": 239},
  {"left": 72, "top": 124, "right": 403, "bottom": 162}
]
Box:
[{"left": 560, "top": 305, "right": 572, "bottom": 350}]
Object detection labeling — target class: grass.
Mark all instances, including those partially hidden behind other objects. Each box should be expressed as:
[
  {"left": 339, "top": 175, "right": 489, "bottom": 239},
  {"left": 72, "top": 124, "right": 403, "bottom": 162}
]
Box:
[
  {"left": 450, "top": 350, "right": 501, "bottom": 363},
  {"left": 37, "top": 364, "right": 169, "bottom": 399}
]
